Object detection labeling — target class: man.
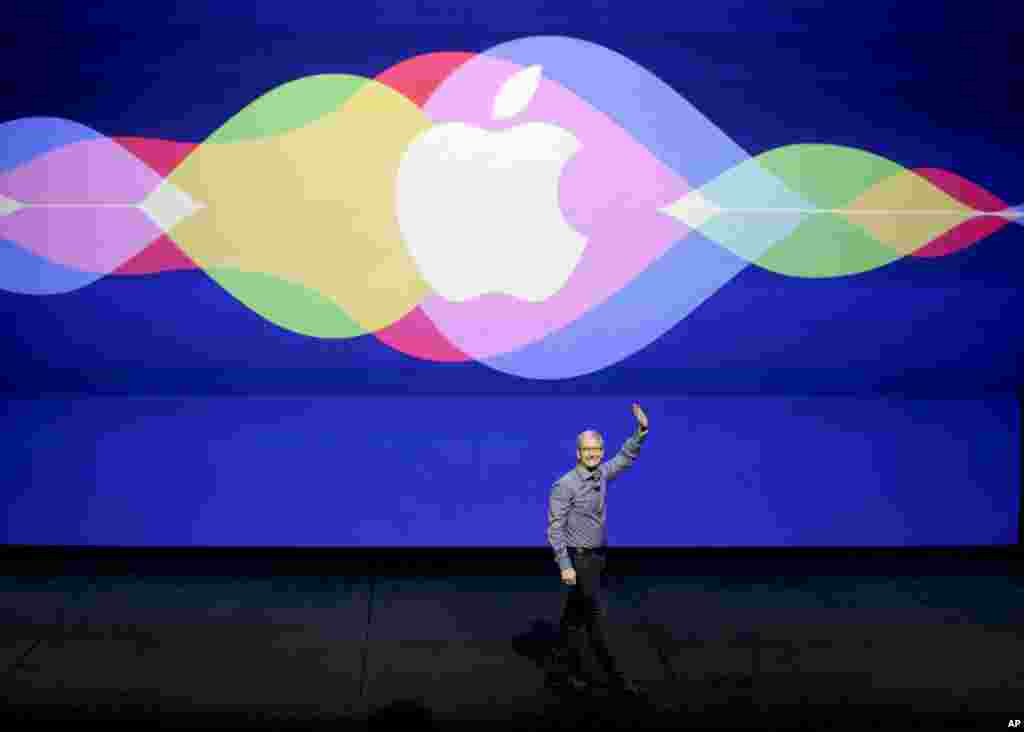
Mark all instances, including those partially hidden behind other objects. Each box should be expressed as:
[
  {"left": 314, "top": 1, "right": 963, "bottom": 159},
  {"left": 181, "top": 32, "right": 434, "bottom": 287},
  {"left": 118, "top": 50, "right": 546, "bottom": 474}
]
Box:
[{"left": 546, "top": 403, "right": 649, "bottom": 696}]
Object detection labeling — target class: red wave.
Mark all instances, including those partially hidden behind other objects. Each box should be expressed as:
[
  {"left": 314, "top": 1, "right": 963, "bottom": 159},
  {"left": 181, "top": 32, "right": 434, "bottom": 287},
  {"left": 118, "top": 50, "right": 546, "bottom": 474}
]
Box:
[
  {"left": 910, "top": 167, "right": 1009, "bottom": 257},
  {"left": 374, "top": 51, "right": 477, "bottom": 106},
  {"left": 110, "top": 136, "right": 201, "bottom": 274},
  {"left": 113, "top": 234, "right": 197, "bottom": 275},
  {"left": 113, "top": 136, "right": 198, "bottom": 178},
  {"left": 373, "top": 306, "right": 471, "bottom": 363}
]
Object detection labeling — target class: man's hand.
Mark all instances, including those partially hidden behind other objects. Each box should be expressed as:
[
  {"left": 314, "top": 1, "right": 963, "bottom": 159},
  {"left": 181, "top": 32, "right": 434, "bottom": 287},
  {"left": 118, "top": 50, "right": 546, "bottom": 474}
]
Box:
[
  {"left": 632, "top": 402, "right": 648, "bottom": 431},
  {"left": 561, "top": 568, "right": 577, "bottom": 586}
]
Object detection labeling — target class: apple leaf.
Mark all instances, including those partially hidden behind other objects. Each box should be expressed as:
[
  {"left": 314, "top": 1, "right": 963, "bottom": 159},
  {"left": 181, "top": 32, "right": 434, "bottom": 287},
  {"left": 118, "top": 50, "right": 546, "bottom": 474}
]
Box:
[{"left": 492, "top": 65, "right": 543, "bottom": 121}]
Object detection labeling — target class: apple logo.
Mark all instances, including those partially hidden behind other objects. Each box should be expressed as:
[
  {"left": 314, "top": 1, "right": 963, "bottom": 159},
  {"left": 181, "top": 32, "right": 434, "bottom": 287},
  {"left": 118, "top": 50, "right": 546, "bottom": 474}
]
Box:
[{"left": 396, "top": 64, "right": 586, "bottom": 303}]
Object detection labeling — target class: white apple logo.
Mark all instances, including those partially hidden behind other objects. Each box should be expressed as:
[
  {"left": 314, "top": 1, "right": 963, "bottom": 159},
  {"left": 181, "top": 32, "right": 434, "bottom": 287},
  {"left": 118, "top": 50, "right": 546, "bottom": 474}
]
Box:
[{"left": 396, "top": 64, "right": 586, "bottom": 303}]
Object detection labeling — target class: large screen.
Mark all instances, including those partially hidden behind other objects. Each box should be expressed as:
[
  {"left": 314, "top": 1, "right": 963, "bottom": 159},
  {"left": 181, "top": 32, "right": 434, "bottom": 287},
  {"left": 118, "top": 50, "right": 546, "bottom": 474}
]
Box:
[{"left": 2, "top": 3, "right": 1020, "bottom": 547}]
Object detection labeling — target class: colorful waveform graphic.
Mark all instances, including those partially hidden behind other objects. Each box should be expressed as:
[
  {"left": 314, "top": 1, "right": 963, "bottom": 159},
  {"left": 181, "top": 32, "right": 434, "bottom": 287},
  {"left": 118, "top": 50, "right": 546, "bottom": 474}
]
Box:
[{"left": 1, "top": 36, "right": 1019, "bottom": 379}]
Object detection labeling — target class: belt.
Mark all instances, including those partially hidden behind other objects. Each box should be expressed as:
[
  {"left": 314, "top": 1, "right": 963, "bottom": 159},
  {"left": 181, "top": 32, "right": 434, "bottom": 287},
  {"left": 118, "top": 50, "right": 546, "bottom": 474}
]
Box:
[{"left": 568, "top": 545, "right": 605, "bottom": 554}]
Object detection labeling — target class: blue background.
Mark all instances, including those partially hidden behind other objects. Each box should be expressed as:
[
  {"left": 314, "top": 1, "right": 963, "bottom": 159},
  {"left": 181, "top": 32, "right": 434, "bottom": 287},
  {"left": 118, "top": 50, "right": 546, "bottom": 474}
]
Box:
[{"left": 1, "top": 1, "right": 1020, "bottom": 546}]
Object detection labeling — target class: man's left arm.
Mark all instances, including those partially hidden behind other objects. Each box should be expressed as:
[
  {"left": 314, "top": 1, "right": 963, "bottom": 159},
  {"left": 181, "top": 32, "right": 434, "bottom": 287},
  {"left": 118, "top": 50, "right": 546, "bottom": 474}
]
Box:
[{"left": 604, "top": 403, "right": 649, "bottom": 482}]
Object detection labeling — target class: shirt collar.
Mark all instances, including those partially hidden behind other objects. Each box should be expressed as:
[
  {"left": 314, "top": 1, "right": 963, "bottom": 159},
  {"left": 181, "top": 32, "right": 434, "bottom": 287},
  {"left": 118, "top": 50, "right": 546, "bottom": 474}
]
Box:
[{"left": 576, "top": 464, "right": 601, "bottom": 481}]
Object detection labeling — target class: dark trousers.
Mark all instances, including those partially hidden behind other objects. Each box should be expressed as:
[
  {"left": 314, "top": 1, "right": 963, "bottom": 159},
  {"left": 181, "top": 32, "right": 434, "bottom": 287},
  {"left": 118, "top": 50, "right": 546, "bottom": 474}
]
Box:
[{"left": 557, "top": 545, "right": 622, "bottom": 679}]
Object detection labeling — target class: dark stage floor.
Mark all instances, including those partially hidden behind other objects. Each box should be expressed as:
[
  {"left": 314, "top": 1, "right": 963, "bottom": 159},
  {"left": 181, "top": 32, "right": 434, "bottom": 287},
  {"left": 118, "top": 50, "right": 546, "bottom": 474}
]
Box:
[{"left": 2, "top": 553, "right": 1021, "bottom": 729}]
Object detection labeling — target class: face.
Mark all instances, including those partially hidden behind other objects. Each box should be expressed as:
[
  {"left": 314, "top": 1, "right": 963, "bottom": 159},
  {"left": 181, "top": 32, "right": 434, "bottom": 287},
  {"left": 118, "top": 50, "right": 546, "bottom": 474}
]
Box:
[{"left": 577, "top": 436, "right": 604, "bottom": 470}]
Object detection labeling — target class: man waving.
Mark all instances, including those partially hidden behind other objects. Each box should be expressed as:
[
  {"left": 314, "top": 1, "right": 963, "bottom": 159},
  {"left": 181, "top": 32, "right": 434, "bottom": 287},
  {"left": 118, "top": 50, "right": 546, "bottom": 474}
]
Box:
[{"left": 547, "top": 403, "right": 649, "bottom": 695}]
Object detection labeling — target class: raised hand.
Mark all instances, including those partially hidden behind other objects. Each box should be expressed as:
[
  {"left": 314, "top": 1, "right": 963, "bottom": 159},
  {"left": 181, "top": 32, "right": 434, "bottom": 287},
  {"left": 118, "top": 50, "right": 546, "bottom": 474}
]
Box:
[{"left": 632, "top": 403, "right": 648, "bottom": 430}]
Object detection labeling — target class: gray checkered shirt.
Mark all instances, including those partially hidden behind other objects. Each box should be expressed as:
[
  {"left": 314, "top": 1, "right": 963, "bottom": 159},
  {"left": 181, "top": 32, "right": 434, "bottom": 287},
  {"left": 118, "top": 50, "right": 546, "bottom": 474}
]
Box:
[{"left": 547, "top": 427, "right": 648, "bottom": 571}]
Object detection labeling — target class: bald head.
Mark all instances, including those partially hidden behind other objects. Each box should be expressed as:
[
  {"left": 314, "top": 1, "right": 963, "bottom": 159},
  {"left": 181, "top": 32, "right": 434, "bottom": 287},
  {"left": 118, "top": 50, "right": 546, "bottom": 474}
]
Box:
[
  {"left": 576, "top": 430, "right": 604, "bottom": 450},
  {"left": 576, "top": 429, "right": 604, "bottom": 471}
]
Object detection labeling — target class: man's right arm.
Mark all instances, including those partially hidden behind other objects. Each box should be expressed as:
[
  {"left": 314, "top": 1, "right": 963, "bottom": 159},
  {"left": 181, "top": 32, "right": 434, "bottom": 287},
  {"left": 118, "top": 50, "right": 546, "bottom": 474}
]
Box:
[{"left": 547, "top": 479, "right": 573, "bottom": 572}]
